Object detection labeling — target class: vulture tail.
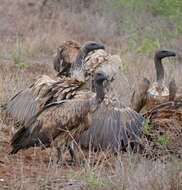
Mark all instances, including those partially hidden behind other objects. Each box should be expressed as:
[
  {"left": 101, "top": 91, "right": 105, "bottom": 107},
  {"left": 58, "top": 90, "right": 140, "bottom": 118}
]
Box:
[
  {"left": 10, "top": 120, "right": 43, "bottom": 154},
  {"left": 10, "top": 126, "right": 30, "bottom": 154}
]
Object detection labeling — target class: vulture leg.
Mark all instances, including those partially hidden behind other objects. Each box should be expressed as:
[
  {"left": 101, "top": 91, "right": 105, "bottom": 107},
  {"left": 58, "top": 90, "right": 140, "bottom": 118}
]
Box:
[
  {"left": 56, "top": 145, "right": 77, "bottom": 165},
  {"left": 56, "top": 146, "right": 63, "bottom": 164},
  {"left": 131, "top": 143, "right": 139, "bottom": 153},
  {"left": 67, "top": 145, "right": 77, "bottom": 163},
  {"left": 126, "top": 142, "right": 133, "bottom": 154}
]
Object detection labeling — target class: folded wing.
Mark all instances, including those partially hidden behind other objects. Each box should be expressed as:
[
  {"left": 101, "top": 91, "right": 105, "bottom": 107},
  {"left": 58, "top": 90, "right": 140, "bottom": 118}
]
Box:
[{"left": 79, "top": 98, "right": 145, "bottom": 152}]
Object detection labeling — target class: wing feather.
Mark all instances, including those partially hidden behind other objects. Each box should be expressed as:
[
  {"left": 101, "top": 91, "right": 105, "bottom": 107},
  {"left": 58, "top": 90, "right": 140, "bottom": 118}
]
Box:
[
  {"left": 2, "top": 76, "right": 84, "bottom": 125},
  {"left": 2, "top": 88, "right": 39, "bottom": 123},
  {"left": 130, "top": 78, "right": 150, "bottom": 112},
  {"left": 79, "top": 100, "right": 145, "bottom": 152},
  {"left": 10, "top": 93, "right": 93, "bottom": 154}
]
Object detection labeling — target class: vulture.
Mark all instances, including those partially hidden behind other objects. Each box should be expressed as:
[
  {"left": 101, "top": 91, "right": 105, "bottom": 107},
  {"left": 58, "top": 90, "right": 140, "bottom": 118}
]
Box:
[
  {"left": 53, "top": 40, "right": 123, "bottom": 98},
  {"left": 78, "top": 96, "right": 145, "bottom": 153},
  {"left": 53, "top": 40, "right": 146, "bottom": 153},
  {"left": 53, "top": 40, "right": 81, "bottom": 77},
  {"left": 4, "top": 40, "right": 145, "bottom": 156},
  {"left": 1, "top": 41, "right": 105, "bottom": 125},
  {"left": 10, "top": 72, "right": 108, "bottom": 163},
  {"left": 131, "top": 50, "right": 176, "bottom": 114}
]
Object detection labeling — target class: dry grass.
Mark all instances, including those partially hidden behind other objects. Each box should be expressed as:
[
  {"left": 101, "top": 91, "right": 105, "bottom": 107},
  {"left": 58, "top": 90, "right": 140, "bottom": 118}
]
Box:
[
  {"left": 0, "top": 140, "right": 181, "bottom": 190},
  {"left": 0, "top": 0, "right": 182, "bottom": 189}
]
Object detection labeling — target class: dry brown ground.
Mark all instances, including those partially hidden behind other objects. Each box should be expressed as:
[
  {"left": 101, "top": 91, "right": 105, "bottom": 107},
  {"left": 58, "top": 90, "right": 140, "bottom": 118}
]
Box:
[{"left": 0, "top": 0, "right": 182, "bottom": 189}]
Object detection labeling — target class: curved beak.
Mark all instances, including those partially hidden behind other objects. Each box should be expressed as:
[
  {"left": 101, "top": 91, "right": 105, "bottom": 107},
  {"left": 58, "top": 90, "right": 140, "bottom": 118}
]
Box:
[
  {"left": 95, "top": 43, "right": 105, "bottom": 50},
  {"left": 167, "top": 50, "right": 176, "bottom": 57}
]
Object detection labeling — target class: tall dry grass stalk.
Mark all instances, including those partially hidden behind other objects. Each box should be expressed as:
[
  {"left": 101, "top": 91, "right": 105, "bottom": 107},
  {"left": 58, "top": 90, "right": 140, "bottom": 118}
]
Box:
[{"left": 0, "top": 1, "right": 182, "bottom": 189}]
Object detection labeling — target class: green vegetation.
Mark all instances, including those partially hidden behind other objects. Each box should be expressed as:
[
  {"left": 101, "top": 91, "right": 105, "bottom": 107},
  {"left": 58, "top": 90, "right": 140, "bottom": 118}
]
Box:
[
  {"left": 0, "top": 62, "right": 7, "bottom": 72},
  {"left": 157, "top": 133, "right": 171, "bottom": 146},
  {"left": 142, "top": 119, "right": 150, "bottom": 134},
  {"left": 103, "top": 0, "right": 182, "bottom": 55},
  {"left": 149, "top": 0, "right": 182, "bottom": 18},
  {"left": 122, "top": 59, "right": 128, "bottom": 71},
  {"left": 70, "top": 170, "right": 107, "bottom": 187},
  {"left": 85, "top": 170, "right": 106, "bottom": 187},
  {"left": 10, "top": 44, "right": 26, "bottom": 68},
  {"left": 15, "top": 62, "right": 26, "bottom": 68}
]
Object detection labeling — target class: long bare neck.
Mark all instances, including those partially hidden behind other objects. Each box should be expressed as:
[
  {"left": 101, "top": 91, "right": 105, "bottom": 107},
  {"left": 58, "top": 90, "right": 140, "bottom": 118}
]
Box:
[
  {"left": 73, "top": 48, "right": 87, "bottom": 71},
  {"left": 71, "top": 48, "right": 87, "bottom": 80},
  {"left": 154, "top": 56, "right": 164, "bottom": 88},
  {"left": 95, "top": 82, "right": 105, "bottom": 104}
]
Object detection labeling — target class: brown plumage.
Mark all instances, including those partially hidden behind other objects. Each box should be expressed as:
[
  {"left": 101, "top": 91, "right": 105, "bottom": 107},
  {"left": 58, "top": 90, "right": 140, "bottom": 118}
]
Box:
[
  {"left": 131, "top": 50, "right": 176, "bottom": 114},
  {"left": 130, "top": 78, "right": 150, "bottom": 113},
  {"left": 53, "top": 40, "right": 146, "bottom": 153},
  {"left": 169, "top": 79, "right": 177, "bottom": 101},
  {"left": 1, "top": 41, "right": 105, "bottom": 125},
  {"left": 53, "top": 40, "right": 122, "bottom": 96},
  {"left": 1, "top": 75, "right": 84, "bottom": 126},
  {"left": 78, "top": 96, "right": 145, "bottom": 152},
  {"left": 10, "top": 72, "right": 108, "bottom": 163},
  {"left": 143, "top": 98, "right": 182, "bottom": 159},
  {"left": 53, "top": 40, "right": 81, "bottom": 77},
  {"left": 5, "top": 40, "right": 145, "bottom": 156}
]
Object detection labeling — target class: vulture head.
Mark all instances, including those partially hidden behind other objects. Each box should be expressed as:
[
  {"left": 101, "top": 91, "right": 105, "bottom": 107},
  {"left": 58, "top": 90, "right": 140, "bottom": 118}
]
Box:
[
  {"left": 82, "top": 41, "right": 105, "bottom": 55},
  {"left": 154, "top": 50, "right": 176, "bottom": 88},
  {"left": 150, "top": 49, "right": 176, "bottom": 92},
  {"left": 155, "top": 50, "right": 176, "bottom": 60},
  {"left": 54, "top": 41, "right": 105, "bottom": 78},
  {"left": 93, "top": 71, "right": 107, "bottom": 83},
  {"left": 92, "top": 71, "right": 107, "bottom": 103},
  {"left": 71, "top": 42, "right": 105, "bottom": 80}
]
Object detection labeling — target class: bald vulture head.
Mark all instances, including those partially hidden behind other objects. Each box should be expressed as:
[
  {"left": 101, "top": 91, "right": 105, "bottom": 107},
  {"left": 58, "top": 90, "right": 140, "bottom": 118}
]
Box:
[
  {"left": 155, "top": 50, "right": 176, "bottom": 60},
  {"left": 92, "top": 71, "right": 107, "bottom": 103},
  {"left": 71, "top": 41, "right": 105, "bottom": 80},
  {"left": 154, "top": 50, "right": 176, "bottom": 88},
  {"left": 93, "top": 71, "right": 107, "bottom": 83},
  {"left": 54, "top": 41, "right": 105, "bottom": 78},
  {"left": 81, "top": 41, "right": 105, "bottom": 54}
]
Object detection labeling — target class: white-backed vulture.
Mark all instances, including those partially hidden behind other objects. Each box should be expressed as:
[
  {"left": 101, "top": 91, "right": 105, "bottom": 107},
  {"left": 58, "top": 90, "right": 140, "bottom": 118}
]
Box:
[
  {"left": 10, "top": 72, "right": 108, "bottom": 163},
  {"left": 53, "top": 40, "right": 146, "bottom": 152},
  {"left": 78, "top": 97, "right": 145, "bottom": 152},
  {"left": 5, "top": 40, "right": 145, "bottom": 156},
  {"left": 53, "top": 40, "right": 122, "bottom": 97},
  {"left": 77, "top": 71, "right": 145, "bottom": 152},
  {"left": 1, "top": 41, "right": 105, "bottom": 125},
  {"left": 131, "top": 50, "right": 176, "bottom": 114}
]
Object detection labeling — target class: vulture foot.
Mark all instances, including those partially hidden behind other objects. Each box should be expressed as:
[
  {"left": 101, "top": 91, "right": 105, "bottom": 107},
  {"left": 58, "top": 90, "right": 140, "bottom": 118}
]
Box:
[{"left": 56, "top": 145, "right": 83, "bottom": 165}]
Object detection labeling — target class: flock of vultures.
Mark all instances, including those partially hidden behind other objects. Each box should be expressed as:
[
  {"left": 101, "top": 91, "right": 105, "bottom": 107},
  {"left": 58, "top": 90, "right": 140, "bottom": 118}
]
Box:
[{"left": 1, "top": 40, "right": 182, "bottom": 164}]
